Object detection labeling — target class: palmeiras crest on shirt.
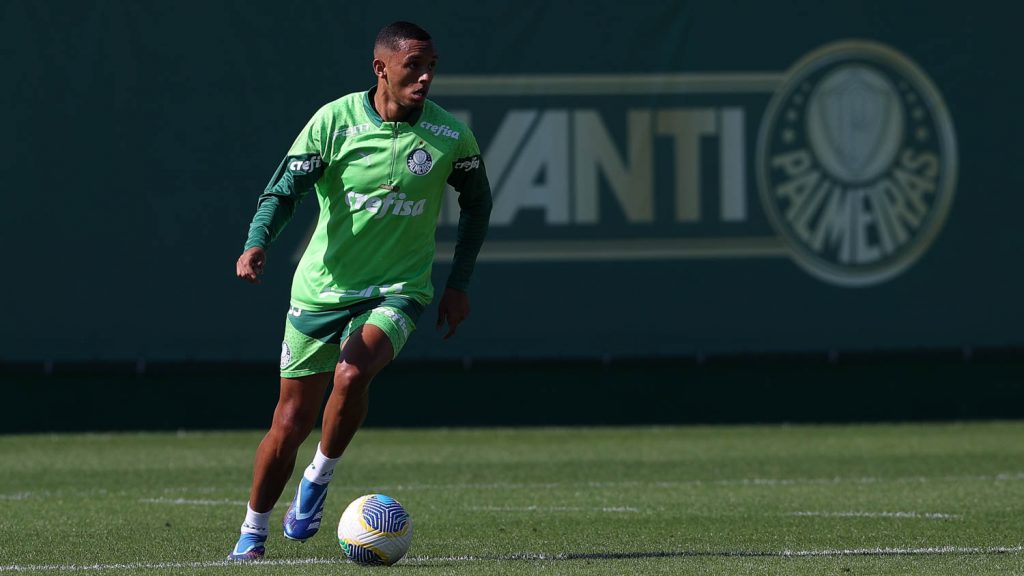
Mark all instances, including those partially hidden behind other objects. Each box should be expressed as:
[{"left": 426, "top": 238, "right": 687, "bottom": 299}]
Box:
[
  {"left": 406, "top": 148, "right": 433, "bottom": 175},
  {"left": 756, "top": 40, "right": 957, "bottom": 287}
]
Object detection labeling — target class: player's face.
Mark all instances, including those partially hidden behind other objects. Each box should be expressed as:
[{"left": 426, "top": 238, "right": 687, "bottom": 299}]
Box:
[{"left": 378, "top": 39, "right": 437, "bottom": 109}]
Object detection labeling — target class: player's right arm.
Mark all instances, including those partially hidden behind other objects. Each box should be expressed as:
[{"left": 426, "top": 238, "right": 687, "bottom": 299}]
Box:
[{"left": 237, "top": 109, "right": 329, "bottom": 283}]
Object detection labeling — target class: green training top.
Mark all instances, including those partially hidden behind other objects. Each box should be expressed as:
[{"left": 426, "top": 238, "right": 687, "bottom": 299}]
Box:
[{"left": 244, "top": 89, "right": 492, "bottom": 311}]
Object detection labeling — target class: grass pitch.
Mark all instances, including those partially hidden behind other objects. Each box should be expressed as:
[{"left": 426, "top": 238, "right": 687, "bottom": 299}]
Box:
[{"left": 1, "top": 423, "right": 1022, "bottom": 575}]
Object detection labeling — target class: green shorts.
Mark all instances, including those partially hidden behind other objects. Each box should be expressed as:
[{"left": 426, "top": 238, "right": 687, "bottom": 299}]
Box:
[{"left": 279, "top": 296, "right": 423, "bottom": 378}]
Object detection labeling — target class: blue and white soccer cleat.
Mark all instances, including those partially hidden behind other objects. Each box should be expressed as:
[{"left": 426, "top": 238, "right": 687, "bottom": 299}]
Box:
[
  {"left": 227, "top": 532, "right": 266, "bottom": 561},
  {"left": 283, "top": 477, "right": 329, "bottom": 541}
]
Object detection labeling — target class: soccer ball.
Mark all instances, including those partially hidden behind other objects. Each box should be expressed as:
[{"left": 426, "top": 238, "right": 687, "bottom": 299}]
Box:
[{"left": 337, "top": 494, "right": 413, "bottom": 566}]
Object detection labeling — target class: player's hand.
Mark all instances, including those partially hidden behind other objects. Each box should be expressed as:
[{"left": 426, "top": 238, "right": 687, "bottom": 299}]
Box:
[
  {"left": 236, "top": 247, "right": 266, "bottom": 284},
  {"left": 436, "top": 287, "right": 470, "bottom": 340}
]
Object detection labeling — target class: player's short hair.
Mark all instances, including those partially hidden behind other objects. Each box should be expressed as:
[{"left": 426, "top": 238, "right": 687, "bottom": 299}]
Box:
[{"left": 375, "top": 21, "right": 432, "bottom": 52}]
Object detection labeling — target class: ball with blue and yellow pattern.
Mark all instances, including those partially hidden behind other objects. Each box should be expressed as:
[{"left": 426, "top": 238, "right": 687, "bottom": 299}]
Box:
[{"left": 337, "top": 494, "right": 413, "bottom": 565}]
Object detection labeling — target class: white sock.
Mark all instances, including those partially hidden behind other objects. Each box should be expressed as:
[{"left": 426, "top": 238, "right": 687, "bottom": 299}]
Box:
[
  {"left": 303, "top": 443, "right": 341, "bottom": 485},
  {"left": 241, "top": 503, "right": 271, "bottom": 536}
]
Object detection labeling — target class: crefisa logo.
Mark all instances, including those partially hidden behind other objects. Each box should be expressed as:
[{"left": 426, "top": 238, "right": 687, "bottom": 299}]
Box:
[{"left": 757, "top": 40, "right": 957, "bottom": 287}]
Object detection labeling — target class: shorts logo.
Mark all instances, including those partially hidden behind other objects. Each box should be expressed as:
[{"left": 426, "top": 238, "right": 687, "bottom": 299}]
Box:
[
  {"left": 757, "top": 40, "right": 957, "bottom": 287},
  {"left": 379, "top": 307, "right": 412, "bottom": 337},
  {"left": 280, "top": 341, "right": 292, "bottom": 369},
  {"left": 407, "top": 148, "right": 433, "bottom": 176}
]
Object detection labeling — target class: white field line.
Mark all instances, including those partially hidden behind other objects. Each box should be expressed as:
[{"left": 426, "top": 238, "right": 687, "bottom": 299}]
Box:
[
  {"left": 769, "top": 546, "right": 1023, "bottom": 558},
  {"left": 139, "top": 498, "right": 246, "bottom": 507},
  {"left": 161, "top": 486, "right": 222, "bottom": 494},
  {"left": 789, "top": 511, "right": 961, "bottom": 520},
  {"left": 364, "top": 472, "right": 1024, "bottom": 491},
  {"left": 0, "top": 558, "right": 346, "bottom": 573},
  {"left": 134, "top": 502, "right": 960, "bottom": 519},
  {"left": 469, "top": 505, "right": 640, "bottom": 513},
  {"left": 4, "top": 471, "right": 1024, "bottom": 503},
  {"left": 2, "top": 547, "right": 1022, "bottom": 572},
  {"left": 135, "top": 499, "right": 638, "bottom": 512}
]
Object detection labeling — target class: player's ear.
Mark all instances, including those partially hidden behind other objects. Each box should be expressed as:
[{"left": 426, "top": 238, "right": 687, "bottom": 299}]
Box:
[{"left": 373, "top": 58, "right": 386, "bottom": 80}]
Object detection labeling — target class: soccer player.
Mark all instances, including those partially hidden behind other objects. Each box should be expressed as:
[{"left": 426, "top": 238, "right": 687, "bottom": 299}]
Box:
[{"left": 228, "top": 21, "right": 491, "bottom": 561}]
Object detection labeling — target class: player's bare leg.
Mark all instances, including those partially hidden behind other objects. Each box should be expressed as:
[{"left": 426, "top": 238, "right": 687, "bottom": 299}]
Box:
[
  {"left": 250, "top": 375, "right": 332, "bottom": 509},
  {"left": 321, "top": 324, "right": 395, "bottom": 457},
  {"left": 282, "top": 324, "right": 395, "bottom": 541},
  {"left": 229, "top": 374, "right": 331, "bottom": 560}
]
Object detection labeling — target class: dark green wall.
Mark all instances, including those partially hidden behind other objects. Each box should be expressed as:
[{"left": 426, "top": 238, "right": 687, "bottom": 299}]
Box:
[
  {"left": 2, "top": 1, "right": 1022, "bottom": 365},
  {"left": 5, "top": 351, "right": 1023, "bottom": 433}
]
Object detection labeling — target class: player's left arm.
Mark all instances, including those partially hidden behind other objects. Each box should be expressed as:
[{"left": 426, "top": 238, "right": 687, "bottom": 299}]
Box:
[{"left": 437, "top": 143, "right": 492, "bottom": 339}]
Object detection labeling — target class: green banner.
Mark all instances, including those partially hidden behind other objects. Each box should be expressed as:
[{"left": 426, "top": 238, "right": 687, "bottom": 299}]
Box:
[{"left": 1, "top": 1, "right": 1020, "bottom": 362}]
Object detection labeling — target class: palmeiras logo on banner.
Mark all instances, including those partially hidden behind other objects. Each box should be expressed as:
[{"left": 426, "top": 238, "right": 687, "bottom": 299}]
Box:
[
  {"left": 757, "top": 40, "right": 957, "bottom": 286},
  {"left": 294, "top": 39, "right": 958, "bottom": 288}
]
